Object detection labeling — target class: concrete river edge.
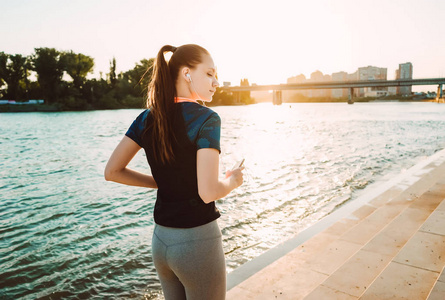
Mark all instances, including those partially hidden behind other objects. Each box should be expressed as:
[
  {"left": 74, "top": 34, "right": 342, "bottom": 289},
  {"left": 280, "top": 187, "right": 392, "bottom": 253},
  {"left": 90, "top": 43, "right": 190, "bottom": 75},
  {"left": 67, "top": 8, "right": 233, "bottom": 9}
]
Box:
[{"left": 227, "top": 147, "right": 445, "bottom": 299}]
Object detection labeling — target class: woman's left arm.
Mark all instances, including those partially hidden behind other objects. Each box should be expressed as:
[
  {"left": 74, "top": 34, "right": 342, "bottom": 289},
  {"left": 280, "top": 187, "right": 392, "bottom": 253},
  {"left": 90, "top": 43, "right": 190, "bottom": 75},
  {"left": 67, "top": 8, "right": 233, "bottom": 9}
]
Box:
[{"left": 104, "top": 136, "right": 157, "bottom": 188}]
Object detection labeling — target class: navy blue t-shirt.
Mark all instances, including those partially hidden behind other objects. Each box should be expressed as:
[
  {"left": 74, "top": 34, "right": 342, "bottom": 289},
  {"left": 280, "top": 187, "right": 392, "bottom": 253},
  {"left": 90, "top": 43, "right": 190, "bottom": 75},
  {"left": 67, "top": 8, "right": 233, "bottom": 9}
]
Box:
[{"left": 125, "top": 102, "right": 221, "bottom": 228}]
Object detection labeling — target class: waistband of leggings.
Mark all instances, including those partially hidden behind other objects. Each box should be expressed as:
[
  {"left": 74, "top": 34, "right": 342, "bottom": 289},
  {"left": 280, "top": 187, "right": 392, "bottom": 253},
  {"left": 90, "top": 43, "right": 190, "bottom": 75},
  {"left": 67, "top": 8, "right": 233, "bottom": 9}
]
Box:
[{"left": 154, "top": 219, "right": 221, "bottom": 245}]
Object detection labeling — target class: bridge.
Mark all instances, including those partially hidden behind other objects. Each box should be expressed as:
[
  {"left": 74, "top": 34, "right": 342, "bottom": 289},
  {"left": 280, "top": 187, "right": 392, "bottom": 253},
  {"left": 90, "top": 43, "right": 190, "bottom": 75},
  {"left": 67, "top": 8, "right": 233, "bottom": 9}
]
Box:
[{"left": 220, "top": 78, "right": 445, "bottom": 104}]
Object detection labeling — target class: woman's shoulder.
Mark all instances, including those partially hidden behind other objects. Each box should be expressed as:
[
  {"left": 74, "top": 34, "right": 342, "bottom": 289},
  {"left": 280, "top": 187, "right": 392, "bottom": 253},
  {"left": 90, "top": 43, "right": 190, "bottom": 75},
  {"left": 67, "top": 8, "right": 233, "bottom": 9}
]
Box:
[
  {"left": 134, "top": 108, "right": 151, "bottom": 121},
  {"left": 199, "top": 105, "right": 219, "bottom": 120},
  {"left": 180, "top": 103, "right": 220, "bottom": 129},
  {"left": 182, "top": 103, "right": 219, "bottom": 118}
]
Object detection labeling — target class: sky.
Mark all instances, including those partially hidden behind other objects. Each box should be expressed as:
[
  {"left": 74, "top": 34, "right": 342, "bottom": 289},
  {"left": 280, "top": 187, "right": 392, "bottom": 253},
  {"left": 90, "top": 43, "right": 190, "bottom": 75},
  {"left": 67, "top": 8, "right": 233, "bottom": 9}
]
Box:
[{"left": 1, "top": 0, "right": 444, "bottom": 92}]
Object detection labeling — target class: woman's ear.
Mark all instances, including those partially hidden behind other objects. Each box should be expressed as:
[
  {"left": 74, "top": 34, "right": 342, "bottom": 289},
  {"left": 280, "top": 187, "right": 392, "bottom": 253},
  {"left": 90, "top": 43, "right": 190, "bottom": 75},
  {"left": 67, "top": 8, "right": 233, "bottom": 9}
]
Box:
[{"left": 181, "top": 67, "right": 191, "bottom": 82}]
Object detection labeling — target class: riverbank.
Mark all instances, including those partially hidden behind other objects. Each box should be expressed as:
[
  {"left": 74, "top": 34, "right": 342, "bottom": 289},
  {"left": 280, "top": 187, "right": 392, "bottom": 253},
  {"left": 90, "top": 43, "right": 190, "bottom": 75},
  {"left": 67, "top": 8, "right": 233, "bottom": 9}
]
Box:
[
  {"left": 0, "top": 102, "right": 247, "bottom": 112},
  {"left": 0, "top": 104, "right": 61, "bottom": 112},
  {"left": 227, "top": 148, "right": 445, "bottom": 299}
]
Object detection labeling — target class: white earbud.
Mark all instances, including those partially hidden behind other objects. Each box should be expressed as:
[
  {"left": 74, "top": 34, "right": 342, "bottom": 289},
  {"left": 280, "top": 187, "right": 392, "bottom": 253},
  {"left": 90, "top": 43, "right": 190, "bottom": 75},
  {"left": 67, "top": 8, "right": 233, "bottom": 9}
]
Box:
[{"left": 186, "top": 72, "right": 204, "bottom": 104}]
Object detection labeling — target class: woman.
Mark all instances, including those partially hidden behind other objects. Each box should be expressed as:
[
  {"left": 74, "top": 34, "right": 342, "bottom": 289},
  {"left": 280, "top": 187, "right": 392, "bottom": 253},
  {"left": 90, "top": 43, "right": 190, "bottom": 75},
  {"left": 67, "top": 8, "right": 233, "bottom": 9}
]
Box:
[{"left": 104, "top": 44, "right": 244, "bottom": 299}]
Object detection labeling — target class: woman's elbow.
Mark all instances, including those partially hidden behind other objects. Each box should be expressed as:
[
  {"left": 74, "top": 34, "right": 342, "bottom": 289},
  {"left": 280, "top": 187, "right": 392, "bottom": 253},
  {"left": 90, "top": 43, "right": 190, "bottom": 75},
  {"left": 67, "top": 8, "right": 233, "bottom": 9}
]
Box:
[
  {"left": 198, "top": 189, "right": 217, "bottom": 204},
  {"left": 104, "top": 167, "right": 116, "bottom": 182}
]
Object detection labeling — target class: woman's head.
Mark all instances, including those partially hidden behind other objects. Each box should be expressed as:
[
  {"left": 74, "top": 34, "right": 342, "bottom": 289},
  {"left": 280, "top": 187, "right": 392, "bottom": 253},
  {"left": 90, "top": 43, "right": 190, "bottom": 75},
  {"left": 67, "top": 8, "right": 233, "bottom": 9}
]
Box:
[
  {"left": 146, "top": 44, "right": 218, "bottom": 163},
  {"left": 170, "top": 45, "right": 219, "bottom": 102},
  {"left": 148, "top": 44, "right": 218, "bottom": 106}
]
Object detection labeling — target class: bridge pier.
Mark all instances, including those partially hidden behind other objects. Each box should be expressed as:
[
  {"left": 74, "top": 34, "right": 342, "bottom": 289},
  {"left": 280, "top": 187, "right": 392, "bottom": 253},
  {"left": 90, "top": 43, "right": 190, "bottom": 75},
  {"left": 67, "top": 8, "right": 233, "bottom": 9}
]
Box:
[
  {"left": 273, "top": 90, "right": 282, "bottom": 105},
  {"left": 348, "top": 87, "right": 354, "bottom": 104},
  {"left": 437, "top": 84, "right": 443, "bottom": 102}
]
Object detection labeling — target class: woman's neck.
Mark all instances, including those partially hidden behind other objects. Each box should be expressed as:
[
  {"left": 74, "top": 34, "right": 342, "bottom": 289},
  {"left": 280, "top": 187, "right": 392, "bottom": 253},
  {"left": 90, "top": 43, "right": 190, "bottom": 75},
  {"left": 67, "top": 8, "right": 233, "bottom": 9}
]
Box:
[{"left": 174, "top": 97, "right": 199, "bottom": 104}]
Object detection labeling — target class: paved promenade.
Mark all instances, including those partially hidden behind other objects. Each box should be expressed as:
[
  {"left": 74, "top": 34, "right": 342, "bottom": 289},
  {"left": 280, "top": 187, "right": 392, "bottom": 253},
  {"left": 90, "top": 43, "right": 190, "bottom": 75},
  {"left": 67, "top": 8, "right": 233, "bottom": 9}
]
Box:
[{"left": 227, "top": 148, "right": 445, "bottom": 299}]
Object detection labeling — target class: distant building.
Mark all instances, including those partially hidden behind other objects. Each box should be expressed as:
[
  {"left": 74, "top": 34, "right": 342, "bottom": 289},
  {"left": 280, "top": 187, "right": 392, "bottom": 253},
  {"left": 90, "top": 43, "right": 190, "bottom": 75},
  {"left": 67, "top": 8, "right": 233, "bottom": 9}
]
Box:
[
  {"left": 346, "top": 71, "right": 359, "bottom": 97},
  {"left": 309, "top": 70, "right": 325, "bottom": 98},
  {"left": 399, "top": 62, "right": 413, "bottom": 79},
  {"left": 396, "top": 62, "right": 413, "bottom": 96},
  {"left": 332, "top": 71, "right": 348, "bottom": 98},
  {"left": 310, "top": 70, "right": 324, "bottom": 81},
  {"left": 323, "top": 74, "right": 332, "bottom": 97},
  {"left": 357, "top": 66, "right": 388, "bottom": 97},
  {"left": 348, "top": 71, "right": 358, "bottom": 81},
  {"left": 388, "top": 86, "right": 397, "bottom": 96},
  {"left": 285, "top": 62, "right": 415, "bottom": 100},
  {"left": 284, "top": 74, "right": 307, "bottom": 100},
  {"left": 223, "top": 81, "right": 231, "bottom": 87},
  {"left": 287, "top": 74, "right": 306, "bottom": 84}
]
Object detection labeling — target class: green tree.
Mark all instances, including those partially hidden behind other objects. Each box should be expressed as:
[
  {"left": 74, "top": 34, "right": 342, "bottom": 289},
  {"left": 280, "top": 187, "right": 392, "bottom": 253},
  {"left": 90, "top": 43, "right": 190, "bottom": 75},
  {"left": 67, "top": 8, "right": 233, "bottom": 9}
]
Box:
[
  {"left": 0, "top": 52, "right": 8, "bottom": 93},
  {"left": 8, "top": 54, "right": 29, "bottom": 100},
  {"left": 0, "top": 52, "right": 29, "bottom": 100},
  {"left": 62, "top": 51, "right": 94, "bottom": 90},
  {"left": 123, "top": 58, "right": 154, "bottom": 97},
  {"left": 109, "top": 57, "right": 117, "bottom": 88},
  {"left": 210, "top": 87, "right": 235, "bottom": 106},
  {"left": 31, "top": 48, "right": 66, "bottom": 103},
  {"left": 106, "top": 58, "right": 155, "bottom": 108},
  {"left": 82, "top": 78, "right": 114, "bottom": 109}
]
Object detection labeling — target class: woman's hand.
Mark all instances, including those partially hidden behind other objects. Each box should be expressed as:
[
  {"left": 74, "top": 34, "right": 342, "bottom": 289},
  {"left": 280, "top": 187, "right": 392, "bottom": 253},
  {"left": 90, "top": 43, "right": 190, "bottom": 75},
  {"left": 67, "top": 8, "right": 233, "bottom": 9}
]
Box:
[
  {"left": 197, "top": 149, "right": 244, "bottom": 203},
  {"left": 225, "top": 167, "right": 244, "bottom": 189}
]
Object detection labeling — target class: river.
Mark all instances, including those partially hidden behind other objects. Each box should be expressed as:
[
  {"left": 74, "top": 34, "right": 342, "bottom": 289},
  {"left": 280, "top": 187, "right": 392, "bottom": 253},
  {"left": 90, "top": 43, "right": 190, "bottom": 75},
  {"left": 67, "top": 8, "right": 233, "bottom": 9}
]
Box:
[{"left": 1, "top": 102, "right": 445, "bottom": 299}]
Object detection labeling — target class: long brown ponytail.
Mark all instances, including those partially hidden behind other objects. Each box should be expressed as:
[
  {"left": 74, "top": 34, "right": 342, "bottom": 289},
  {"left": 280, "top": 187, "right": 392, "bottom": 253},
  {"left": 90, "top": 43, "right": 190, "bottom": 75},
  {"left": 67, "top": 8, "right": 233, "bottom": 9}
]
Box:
[{"left": 146, "top": 44, "right": 209, "bottom": 164}]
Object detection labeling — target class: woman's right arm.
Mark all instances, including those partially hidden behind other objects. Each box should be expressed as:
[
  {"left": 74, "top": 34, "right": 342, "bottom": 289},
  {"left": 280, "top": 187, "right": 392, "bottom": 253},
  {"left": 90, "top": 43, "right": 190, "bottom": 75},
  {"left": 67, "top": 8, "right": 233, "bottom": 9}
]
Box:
[
  {"left": 196, "top": 148, "right": 243, "bottom": 203},
  {"left": 104, "top": 136, "right": 157, "bottom": 188}
]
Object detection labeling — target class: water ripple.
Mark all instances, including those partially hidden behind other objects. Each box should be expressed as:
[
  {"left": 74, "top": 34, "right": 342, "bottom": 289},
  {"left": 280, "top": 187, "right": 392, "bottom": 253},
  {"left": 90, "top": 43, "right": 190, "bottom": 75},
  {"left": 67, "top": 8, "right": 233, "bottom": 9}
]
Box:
[{"left": 1, "top": 103, "right": 445, "bottom": 299}]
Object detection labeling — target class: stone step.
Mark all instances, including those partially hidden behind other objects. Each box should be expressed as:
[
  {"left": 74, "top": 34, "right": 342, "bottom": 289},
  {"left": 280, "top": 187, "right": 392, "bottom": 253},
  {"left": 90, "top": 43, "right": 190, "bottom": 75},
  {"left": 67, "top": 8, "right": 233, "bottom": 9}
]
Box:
[
  {"left": 360, "top": 197, "right": 445, "bottom": 299},
  {"left": 427, "top": 266, "right": 445, "bottom": 299},
  {"left": 226, "top": 189, "right": 407, "bottom": 299},
  {"left": 227, "top": 184, "right": 440, "bottom": 299},
  {"left": 226, "top": 158, "right": 445, "bottom": 300},
  {"left": 303, "top": 183, "right": 445, "bottom": 299}
]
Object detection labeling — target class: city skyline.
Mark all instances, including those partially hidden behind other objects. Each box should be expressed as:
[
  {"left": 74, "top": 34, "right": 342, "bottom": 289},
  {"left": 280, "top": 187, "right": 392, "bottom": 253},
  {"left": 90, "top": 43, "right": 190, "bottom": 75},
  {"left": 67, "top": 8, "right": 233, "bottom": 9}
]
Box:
[
  {"left": 1, "top": 0, "right": 445, "bottom": 93},
  {"left": 284, "top": 61, "right": 414, "bottom": 98}
]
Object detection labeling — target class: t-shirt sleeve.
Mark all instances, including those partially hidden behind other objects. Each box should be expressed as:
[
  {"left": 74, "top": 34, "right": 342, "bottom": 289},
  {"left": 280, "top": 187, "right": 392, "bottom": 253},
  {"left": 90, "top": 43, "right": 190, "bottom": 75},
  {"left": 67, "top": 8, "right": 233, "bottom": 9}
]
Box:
[
  {"left": 125, "top": 110, "right": 147, "bottom": 147},
  {"left": 196, "top": 113, "right": 221, "bottom": 153}
]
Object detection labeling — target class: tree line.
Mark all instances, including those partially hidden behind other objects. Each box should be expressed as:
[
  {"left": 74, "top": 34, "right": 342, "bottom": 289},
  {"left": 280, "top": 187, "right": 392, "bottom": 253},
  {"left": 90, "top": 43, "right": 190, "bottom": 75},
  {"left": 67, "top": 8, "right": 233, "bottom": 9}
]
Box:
[{"left": 0, "top": 48, "right": 252, "bottom": 110}]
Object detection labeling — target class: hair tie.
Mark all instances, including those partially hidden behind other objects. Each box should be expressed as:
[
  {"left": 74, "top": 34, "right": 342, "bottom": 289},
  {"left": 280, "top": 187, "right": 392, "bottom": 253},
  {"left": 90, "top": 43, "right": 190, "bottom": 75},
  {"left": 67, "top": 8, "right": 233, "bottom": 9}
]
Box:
[{"left": 171, "top": 46, "right": 177, "bottom": 53}]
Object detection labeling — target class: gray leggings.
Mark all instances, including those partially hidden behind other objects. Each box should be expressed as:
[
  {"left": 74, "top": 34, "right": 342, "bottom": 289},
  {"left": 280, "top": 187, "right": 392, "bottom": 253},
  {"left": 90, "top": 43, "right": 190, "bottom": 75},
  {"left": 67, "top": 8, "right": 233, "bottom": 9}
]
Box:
[{"left": 152, "top": 220, "right": 226, "bottom": 300}]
